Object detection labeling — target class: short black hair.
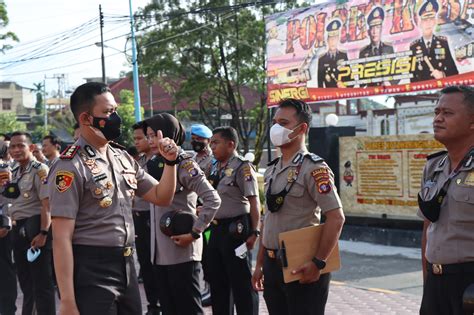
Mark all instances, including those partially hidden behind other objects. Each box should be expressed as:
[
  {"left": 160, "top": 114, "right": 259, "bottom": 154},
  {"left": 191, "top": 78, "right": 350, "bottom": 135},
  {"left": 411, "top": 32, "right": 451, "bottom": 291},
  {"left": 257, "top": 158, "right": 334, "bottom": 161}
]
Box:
[
  {"left": 440, "top": 85, "right": 474, "bottom": 113},
  {"left": 0, "top": 133, "right": 10, "bottom": 141},
  {"left": 278, "top": 98, "right": 312, "bottom": 127},
  {"left": 213, "top": 126, "right": 239, "bottom": 148},
  {"left": 70, "top": 82, "right": 111, "bottom": 122},
  {"left": 11, "top": 131, "right": 33, "bottom": 144},
  {"left": 132, "top": 121, "right": 145, "bottom": 131},
  {"left": 43, "top": 135, "right": 60, "bottom": 147}
]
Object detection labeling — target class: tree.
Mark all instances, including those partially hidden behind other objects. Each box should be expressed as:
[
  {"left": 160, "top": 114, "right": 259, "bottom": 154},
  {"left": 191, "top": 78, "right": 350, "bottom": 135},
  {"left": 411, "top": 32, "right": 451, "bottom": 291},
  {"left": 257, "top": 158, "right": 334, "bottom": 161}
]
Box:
[
  {"left": 117, "top": 89, "right": 143, "bottom": 148},
  {"left": 0, "top": 113, "right": 26, "bottom": 134},
  {"left": 0, "top": 2, "right": 19, "bottom": 53},
  {"left": 136, "top": 0, "right": 305, "bottom": 166},
  {"left": 33, "top": 82, "right": 44, "bottom": 115}
]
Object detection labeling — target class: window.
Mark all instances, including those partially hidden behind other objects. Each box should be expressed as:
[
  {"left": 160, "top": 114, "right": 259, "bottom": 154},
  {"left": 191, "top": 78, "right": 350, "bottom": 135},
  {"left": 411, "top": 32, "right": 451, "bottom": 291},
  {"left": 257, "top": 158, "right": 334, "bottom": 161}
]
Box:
[
  {"left": 2, "top": 99, "right": 12, "bottom": 111},
  {"left": 380, "top": 118, "right": 390, "bottom": 135}
]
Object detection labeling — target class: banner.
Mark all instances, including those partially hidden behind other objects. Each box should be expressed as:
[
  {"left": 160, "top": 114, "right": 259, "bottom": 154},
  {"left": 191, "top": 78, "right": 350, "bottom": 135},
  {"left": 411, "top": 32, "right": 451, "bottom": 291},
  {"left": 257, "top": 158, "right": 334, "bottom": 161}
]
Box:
[
  {"left": 265, "top": 0, "right": 474, "bottom": 106},
  {"left": 338, "top": 134, "right": 444, "bottom": 219}
]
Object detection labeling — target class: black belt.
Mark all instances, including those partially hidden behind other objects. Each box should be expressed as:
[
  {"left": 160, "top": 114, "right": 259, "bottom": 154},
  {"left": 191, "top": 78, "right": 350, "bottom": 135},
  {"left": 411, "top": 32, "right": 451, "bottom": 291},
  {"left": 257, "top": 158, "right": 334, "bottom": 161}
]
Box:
[
  {"left": 73, "top": 245, "right": 134, "bottom": 258},
  {"left": 211, "top": 215, "right": 245, "bottom": 226},
  {"left": 427, "top": 261, "right": 474, "bottom": 275}
]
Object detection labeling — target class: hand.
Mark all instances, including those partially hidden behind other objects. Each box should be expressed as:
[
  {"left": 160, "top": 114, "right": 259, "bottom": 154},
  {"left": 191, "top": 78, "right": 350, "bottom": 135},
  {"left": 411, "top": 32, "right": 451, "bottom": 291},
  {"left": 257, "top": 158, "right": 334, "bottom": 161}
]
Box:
[
  {"left": 157, "top": 130, "right": 179, "bottom": 162},
  {"left": 59, "top": 299, "right": 80, "bottom": 315},
  {"left": 30, "top": 233, "right": 47, "bottom": 249},
  {"left": 0, "top": 228, "right": 8, "bottom": 238},
  {"left": 251, "top": 265, "right": 264, "bottom": 291},
  {"left": 292, "top": 261, "right": 321, "bottom": 284},
  {"left": 431, "top": 69, "right": 445, "bottom": 79},
  {"left": 171, "top": 233, "right": 194, "bottom": 247},
  {"left": 245, "top": 234, "right": 258, "bottom": 250}
]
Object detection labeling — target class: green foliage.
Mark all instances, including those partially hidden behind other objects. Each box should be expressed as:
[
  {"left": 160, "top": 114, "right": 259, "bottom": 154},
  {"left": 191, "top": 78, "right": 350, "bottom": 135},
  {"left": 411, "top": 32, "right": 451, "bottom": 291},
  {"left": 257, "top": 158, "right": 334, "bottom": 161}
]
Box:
[
  {"left": 117, "top": 89, "right": 143, "bottom": 148},
  {"left": 31, "top": 125, "right": 48, "bottom": 143},
  {"left": 33, "top": 82, "right": 44, "bottom": 115},
  {"left": 0, "top": 2, "right": 19, "bottom": 53},
  {"left": 0, "top": 113, "right": 26, "bottom": 134}
]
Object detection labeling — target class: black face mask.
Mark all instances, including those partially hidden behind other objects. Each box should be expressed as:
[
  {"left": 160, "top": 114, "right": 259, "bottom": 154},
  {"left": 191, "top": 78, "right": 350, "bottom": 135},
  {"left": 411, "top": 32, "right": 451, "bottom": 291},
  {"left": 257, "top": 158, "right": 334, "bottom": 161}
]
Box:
[
  {"left": 91, "top": 112, "right": 122, "bottom": 141},
  {"left": 191, "top": 140, "right": 206, "bottom": 153},
  {"left": 417, "top": 189, "right": 447, "bottom": 223},
  {"left": 1, "top": 182, "right": 20, "bottom": 199}
]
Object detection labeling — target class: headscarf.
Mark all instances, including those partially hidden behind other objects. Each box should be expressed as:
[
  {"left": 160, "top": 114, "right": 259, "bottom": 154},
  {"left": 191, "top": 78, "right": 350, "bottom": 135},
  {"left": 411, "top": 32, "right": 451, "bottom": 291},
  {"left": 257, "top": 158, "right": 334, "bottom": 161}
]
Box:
[{"left": 144, "top": 113, "right": 185, "bottom": 146}]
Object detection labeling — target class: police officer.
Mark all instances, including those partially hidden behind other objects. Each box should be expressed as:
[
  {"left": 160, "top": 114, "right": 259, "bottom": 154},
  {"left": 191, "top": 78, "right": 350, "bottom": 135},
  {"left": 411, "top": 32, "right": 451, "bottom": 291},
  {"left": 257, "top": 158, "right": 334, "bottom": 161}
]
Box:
[
  {"left": 207, "top": 126, "right": 260, "bottom": 315},
  {"left": 0, "top": 140, "right": 17, "bottom": 315},
  {"left": 49, "top": 82, "right": 179, "bottom": 315},
  {"left": 418, "top": 85, "right": 474, "bottom": 315},
  {"left": 317, "top": 19, "right": 348, "bottom": 88},
  {"left": 9, "top": 131, "right": 56, "bottom": 315},
  {"left": 131, "top": 121, "right": 160, "bottom": 315},
  {"left": 42, "top": 135, "right": 61, "bottom": 167},
  {"left": 252, "top": 98, "right": 345, "bottom": 315},
  {"left": 145, "top": 113, "right": 221, "bottom": 315},
  {"left": 190, "top": 124, "right": 214, "bottom": 176},
  {"left": 410, "top": 0, "right": 458, "bottom": 82}
]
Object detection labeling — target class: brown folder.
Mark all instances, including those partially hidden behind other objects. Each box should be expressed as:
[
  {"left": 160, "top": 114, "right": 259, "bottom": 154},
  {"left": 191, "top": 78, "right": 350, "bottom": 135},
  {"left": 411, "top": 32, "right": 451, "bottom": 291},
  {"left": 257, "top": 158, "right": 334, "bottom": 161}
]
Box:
[{"left": 278, "top": 224, "right": 341, "bottom": 283}]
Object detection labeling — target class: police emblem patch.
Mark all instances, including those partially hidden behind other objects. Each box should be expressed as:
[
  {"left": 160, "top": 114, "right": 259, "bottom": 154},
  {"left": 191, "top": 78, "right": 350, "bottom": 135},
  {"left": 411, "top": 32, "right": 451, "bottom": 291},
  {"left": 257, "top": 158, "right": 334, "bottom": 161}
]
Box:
[
  {"left": 55, "top": 171, "right": 74, "bottom": 193},
  {"left": 38, "top": 168, "right": 48, "bottom": 184},
  {"left": 317, "top": 180, "right": 332, "bottom": 194}
]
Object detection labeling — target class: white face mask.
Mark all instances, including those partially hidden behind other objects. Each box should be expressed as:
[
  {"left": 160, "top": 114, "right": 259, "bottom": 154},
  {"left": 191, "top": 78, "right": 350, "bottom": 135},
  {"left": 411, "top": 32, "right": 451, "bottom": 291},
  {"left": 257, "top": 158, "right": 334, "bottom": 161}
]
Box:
[{"left": 270, "top": 123, "right": 301, "bottom": 147}]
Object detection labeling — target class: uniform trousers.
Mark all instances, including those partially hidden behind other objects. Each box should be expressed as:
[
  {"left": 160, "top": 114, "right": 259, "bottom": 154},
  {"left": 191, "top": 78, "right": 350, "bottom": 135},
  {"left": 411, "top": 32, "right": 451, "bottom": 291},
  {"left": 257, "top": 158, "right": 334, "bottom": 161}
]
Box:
[
  {"left": 72, "top": 245, "right": 141, "bottom": 315},
  {"left": 420, "top": 262, "right": 474, "bottom": 315},
  {"left": 132, "top": 211, "right": 160, "bottom": 311},
  {"left": 154, "top": 261, "right": 203, "bottom": 315},
  {"left": 207, "top": 221, "right": 259, "bottom": 315},
  {"left": 263, "top": 251, "right": 331, "bottom": 315},
  {"left": 12, "top": 222, "right": 55, "bottom": 315},
  {"left": 0, "top": 232, "right": 17, "bottom": 315}
]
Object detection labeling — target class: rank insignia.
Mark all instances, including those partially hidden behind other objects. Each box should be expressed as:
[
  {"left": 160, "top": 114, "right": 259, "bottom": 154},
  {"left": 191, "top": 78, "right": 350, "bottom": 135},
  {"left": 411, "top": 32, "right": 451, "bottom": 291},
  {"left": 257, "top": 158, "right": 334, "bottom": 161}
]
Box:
[
  {"left": 56, "top": 171, "right": 74, "bottom": 193},
  {"left": 60, "top": 145, "right": 80, "bottom": 160}
]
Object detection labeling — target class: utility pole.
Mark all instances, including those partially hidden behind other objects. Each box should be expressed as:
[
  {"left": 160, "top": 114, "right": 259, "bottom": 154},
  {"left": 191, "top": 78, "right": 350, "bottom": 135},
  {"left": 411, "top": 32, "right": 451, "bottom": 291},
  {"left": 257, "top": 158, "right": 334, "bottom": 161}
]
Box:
[
  {"left": 129, "top": 0, "right": 141, "bottom": 122},
  {"left": 43, "top": 77, "right": 47, "bottom": 131},
  {"left": 99, "top": 5, "right": 106, "bottom": 84}
]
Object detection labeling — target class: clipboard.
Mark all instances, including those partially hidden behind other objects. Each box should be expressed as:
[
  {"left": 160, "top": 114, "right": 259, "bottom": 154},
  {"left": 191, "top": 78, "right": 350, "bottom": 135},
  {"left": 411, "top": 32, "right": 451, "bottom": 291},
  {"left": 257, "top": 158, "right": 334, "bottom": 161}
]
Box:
[{"left": 278, "top": 224, "right": 341, "bottom": 283}]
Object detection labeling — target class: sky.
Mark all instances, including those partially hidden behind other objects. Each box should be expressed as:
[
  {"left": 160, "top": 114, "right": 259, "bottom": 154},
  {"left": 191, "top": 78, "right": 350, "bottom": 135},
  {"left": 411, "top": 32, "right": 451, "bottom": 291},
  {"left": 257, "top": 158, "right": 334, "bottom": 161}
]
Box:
[{"left": 1, "top": 0, "right": 149, "bottom": 93}]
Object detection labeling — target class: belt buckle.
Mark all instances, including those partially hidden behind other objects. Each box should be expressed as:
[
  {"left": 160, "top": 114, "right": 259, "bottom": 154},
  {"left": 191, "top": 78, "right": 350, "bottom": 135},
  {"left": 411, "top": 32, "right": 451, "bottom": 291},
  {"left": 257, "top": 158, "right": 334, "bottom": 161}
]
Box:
[
  {"left": 432, "top": 263, "right": 443, "bottom": 275},
  {"left": 267, "top": 250, "right": 276, "bottom": 259},
  {"left": 123, "top": 247, "right": 133, "bottom": 257}
]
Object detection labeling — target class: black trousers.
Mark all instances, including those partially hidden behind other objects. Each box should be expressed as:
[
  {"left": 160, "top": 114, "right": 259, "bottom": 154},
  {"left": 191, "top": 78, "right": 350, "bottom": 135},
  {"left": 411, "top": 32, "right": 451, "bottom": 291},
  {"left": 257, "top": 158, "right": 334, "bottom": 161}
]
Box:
[
  {"left": 0, "top": 232, "right": 17, "bottom": 315},
  {"left": 73, "top": 245, "right": 142, "bottom": 315},
  {"left": 133, "top": 211, "right": 159, "bottom": 310},
  {"left": 420, "top": 263, "right": 474, "bottom": 315},
  {"left": 263, "top": 253, "right": 331, "bottom": 315},
  {"left": 154, "top": 261, "right": 203, "bottom": 315},
  {"left": 12, "top": 223, "right": 55, "bottom": 315},
  {"left": 207, "top": 222, "right": 259, "bottom": 315}
]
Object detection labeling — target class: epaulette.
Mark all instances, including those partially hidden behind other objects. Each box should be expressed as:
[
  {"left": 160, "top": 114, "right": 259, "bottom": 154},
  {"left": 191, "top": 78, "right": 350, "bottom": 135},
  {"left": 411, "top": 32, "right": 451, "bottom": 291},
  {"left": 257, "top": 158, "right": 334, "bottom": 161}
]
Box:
[
  {"left": 32, "top": 161, "right": 41, "bottom": 169},
  {"left": 109, "top": 141, "right": 126, "bottom": 150},
  {"left": 60, "top": 145, "right": 80, "bottom": 160},
  {"left": 267, "top": 157, "right": 280, "bottom": 166},
  {"left": 179, "top": 151, "right": 194, "bottom": 160},
  {"left": 427, "top": 150, "right": 447, "bottom": 160},
  {"left": 305, "top": 153, "right": 325, "bottom": 163}
]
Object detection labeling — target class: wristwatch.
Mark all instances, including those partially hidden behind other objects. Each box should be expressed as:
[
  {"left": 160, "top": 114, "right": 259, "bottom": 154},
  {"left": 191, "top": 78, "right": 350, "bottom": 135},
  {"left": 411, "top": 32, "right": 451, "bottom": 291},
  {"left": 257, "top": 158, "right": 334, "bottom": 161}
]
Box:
[
  {"left": 40, "top": 229, "right": 49, "bottom": 236},
  {"left": 190, "top": 230, "right": 201, "bottom": 240},
  {"left": 251, "top": 229, "right": 261, "bottom": 237},
  {"left": 311, "top": 257, "right": 326, "bottom": 270}
]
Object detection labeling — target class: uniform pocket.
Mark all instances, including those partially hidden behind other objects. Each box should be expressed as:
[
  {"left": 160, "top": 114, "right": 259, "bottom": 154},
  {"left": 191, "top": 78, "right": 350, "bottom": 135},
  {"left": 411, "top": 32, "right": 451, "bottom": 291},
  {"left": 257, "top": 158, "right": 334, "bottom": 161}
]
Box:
[{"left": 451, "top": 186, "right": 474, "bottom": 224}]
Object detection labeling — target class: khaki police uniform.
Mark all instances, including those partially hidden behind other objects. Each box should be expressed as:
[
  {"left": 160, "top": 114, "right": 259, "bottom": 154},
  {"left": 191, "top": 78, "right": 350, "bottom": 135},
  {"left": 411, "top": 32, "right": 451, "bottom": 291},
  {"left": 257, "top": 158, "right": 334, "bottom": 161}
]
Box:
[
  {"left": 418, "top": 151, "right": 474, "bottom": 315},
  {"left": 132, "top": 153, "right": 160, "bottom": 314},
  {"left": 193, "top": 146, "right": 213, "bottom": 177},
  {"left": 48, "top": 136, "right": 158, "bottom": 315},
  {"left": 262, "top": 150, "right": 343, "bottom": 315},
  {"left": 207, "top": 153, "right": 259, "bottom": 315},
  {"left": 0, "top": 161, "right": 17, "bottom": 315},
  {"left": 150, "top": 151, "right": 220, "bottom": 315},
  {"left": 10, "top": 159, "right": 55, "bottom": 315}
]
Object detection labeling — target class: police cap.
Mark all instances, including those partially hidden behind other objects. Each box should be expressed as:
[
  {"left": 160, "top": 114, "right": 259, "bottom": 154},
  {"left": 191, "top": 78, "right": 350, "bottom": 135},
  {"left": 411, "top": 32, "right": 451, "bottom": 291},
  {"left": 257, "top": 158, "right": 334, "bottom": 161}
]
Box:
[
  {"left": 326, "top": 19, "right": 342, "bottom": 37},
  {"left": 418, "top": 0, "right": 439, "bottom": 19},
  {"left": 367, "top": 7, "right": 385, "bottom": 27},
  {"left": 159, "top": 210, "right": 197, "bottom": 237}
]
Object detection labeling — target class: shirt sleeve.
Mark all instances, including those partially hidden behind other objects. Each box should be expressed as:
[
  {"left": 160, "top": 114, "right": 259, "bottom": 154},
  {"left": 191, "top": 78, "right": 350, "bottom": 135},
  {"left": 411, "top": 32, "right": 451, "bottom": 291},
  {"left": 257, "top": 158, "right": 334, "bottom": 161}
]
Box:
[
  {"left": 179, "top": 159, "right": 221, "bottom": 232},
  {"left": 134, "top": 157, "right": 159, "bottom": 198},
  {"left": 34, "top": 163, "right": 49, "bottom": 201},
  {"left": 416, "top": 163, "right": 429, "bottom": 220},
  {"left": 307, "top": 162, "right": 343, "bottom": 213},
  {"left": 236, "top": 162, "right": 259, "bottom": 198},
  {"left": 48, "top": 160, "right": 82, "bottom": 219}
]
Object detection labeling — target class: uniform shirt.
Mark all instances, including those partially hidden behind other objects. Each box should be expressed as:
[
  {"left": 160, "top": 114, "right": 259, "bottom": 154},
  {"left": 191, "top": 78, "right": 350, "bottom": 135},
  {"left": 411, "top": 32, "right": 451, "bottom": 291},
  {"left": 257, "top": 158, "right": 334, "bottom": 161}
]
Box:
[
  {"left": 212, "top": 153, "right": 259, "bottom": 219},
  {"left": 359, "top": 42, "right": 394, "bottom": 58},
  {"left": 262, "top": 150, "right": 343, "bottom": 250},
  {"left": 132, "top": 153, "right": 151, "bottom": 212},
  {"left": 193, "top": 146, "right": 213, "bottom": 177},
  {"left": 417, "top": 152, "right": 474, "bottom": 264},
  {"left": 0, "top": 161, "right": 11, "bottom": 216},
  {"left": 46, "top": 156, "right": 59, "bottom": 168},
  {"left": 317, "top": 50, "right": 348, "bottom": 88},
  {"left": 48, "top": 137, "right": 158, "bottom": 247},
  {"left": 409, "top": 35, "right": 458, "bottom": 82},
  {"left": 150, "top": 153, "right": 220, "bottom": 265},
  {"left": 9, "top": 159, "right": 49, "bottom": 221}
]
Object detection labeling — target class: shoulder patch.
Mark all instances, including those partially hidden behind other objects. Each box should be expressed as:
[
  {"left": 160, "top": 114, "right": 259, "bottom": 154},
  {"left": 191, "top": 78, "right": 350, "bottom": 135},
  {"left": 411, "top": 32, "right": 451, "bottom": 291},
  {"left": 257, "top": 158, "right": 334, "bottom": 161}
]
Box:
[
  {"left": 60, "top": 145, "right": 80, "bottom": 160},
  {"left": 242, "top": 163, "right": 254, "bottom": 182},
  {"left": 305, "top": 153, "right": 325, "bottom": 164},
  {"left": 37, "top": 168, "right": 48, "bottom": 184},
  {"left": 181, "top": 159, "right": 199, "bottom": 177},
  {"left": 55, "top": 170, "right": 74, "bottom": 193},
  {"left": 427, "top": 150, "right": 447, "bottom": 160},
  {"left": 267, "top": 157, "right": 280, "bottom": 166}
]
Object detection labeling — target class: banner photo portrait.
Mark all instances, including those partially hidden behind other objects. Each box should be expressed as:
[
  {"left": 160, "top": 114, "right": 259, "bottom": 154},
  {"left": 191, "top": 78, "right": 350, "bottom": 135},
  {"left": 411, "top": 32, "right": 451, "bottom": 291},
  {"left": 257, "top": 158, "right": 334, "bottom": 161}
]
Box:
[{"left": 265, "top": 0, "right": 474, "bottom": 106}]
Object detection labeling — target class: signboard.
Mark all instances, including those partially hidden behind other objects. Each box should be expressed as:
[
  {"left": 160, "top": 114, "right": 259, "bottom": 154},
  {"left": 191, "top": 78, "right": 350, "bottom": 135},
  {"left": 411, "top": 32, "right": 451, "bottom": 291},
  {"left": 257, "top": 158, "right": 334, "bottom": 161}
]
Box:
[
  {"left": 338, "top": 134, "right": 444, "bottom": 219},
  {"left": 265, "top": 0, "right": 474, "bottom": 106}
]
